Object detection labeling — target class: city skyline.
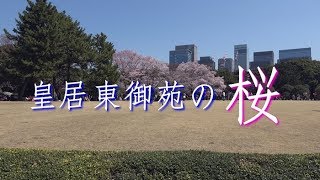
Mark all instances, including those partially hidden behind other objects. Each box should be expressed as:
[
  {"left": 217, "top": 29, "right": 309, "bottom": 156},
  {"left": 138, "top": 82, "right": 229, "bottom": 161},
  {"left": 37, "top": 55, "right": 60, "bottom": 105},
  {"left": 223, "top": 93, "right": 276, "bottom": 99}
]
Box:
[
  {"left": 1, "top": 0, "right": 320, "bottom": 63},
  {"left": 169, "top": 43, "right": 312, "bottom": 71}
]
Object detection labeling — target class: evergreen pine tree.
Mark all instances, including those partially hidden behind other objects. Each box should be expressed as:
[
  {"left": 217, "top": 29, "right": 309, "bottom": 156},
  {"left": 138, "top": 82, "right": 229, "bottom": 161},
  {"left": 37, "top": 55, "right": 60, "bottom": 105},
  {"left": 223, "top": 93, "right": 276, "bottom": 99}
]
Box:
[
  {"left": 4, "top": 0, "right": 91, "bottom": 99},
  {"left": 84, "top": 33, "right": 119, "bottom": 100}
]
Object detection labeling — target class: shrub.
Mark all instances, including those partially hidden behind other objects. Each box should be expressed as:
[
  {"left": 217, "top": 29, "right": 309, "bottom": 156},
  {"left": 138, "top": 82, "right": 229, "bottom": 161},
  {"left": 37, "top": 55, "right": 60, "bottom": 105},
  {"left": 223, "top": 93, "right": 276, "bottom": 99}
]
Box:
[{"left": 0, "top": 149, "right": 319, "bottom": 179}]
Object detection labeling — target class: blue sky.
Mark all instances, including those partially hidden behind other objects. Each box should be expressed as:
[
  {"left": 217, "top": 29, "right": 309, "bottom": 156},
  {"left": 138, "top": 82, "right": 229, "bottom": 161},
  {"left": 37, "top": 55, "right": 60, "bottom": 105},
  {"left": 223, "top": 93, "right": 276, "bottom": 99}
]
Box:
[{"left": 1, "top": 0, "right": 320, "bottom": 63}]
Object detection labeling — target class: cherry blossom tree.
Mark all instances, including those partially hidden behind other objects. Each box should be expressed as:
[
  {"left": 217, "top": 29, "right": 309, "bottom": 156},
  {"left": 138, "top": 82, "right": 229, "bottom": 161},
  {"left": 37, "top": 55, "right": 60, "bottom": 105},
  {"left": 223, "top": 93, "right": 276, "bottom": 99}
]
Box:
[
  {"left": 113, "top": 50, "right": 226, "bottom": 99},
  {"left": 173, "top": 62, "right": 226, "bottom": 96},
  {"left": 113, "top": 50, "right": 169, "bottom": 88}
]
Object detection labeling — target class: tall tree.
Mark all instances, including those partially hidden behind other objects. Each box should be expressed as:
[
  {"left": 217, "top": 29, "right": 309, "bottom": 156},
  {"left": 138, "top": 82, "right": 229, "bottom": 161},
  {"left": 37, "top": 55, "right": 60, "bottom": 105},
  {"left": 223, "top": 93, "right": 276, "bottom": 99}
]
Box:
[
  {"left": 84, "top": 33, "right": 119, "bottom": 100},
  {"left": 4, "top": 0, "right": 90, "bottom": 99},
  {"left": 0, "top": 34, "right": 16, "bottom": 93}
]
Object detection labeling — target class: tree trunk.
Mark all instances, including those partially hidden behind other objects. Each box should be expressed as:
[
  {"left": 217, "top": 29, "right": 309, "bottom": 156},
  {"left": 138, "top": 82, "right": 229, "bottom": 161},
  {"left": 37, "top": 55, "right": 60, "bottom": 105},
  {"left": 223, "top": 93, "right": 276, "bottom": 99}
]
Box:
[
  {"left": 67, "top": 61, "right": 70, "bottom": 82},
  {"left": 52, "top": 76, "right": 56, "bottom": 100},
  {"left": 18, "top": 77, "right": 29, "bottom": 101}
]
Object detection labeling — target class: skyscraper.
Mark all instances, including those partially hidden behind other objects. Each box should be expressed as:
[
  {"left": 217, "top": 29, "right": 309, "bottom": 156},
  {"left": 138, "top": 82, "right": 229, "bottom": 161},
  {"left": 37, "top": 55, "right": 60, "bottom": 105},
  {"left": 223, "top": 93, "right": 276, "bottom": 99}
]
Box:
[
  {"left": 278, "top": 47, "right": 311, "bottom": 63},
  {"left": 218, "top": 57, "right": 234, "bottom": 72},
  {"left": 169, "top": 44, "right": 198, "bottom": 70},
  {"left": 250, "top": 51, "right": 274, "bottom": 69},
  {"left": 199, "top": 56, "right": 215, "bottom": 71},
  {"left": 234, "top": 44, "right": 248, "bottom": 71}
]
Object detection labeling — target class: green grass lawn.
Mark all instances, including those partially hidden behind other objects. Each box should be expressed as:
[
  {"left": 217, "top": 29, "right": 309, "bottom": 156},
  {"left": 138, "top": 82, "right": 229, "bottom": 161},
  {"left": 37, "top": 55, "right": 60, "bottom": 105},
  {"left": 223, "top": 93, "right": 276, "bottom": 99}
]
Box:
[{"left": 0, "top": 149, "right": 319, "bottom": 179}]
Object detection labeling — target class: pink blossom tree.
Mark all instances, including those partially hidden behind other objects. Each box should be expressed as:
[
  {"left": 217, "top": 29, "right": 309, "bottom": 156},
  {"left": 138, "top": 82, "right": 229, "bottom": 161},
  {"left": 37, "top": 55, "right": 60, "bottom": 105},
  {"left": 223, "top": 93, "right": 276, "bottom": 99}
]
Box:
[
  {"left": 114, "top": 50, "right": 226, "bottom": 99},
  {"left": 172, "top": 62, "right": 226, "bottom": 96},
  {"left": 113, "top": 50, "right": 169, "bottom": 90}
]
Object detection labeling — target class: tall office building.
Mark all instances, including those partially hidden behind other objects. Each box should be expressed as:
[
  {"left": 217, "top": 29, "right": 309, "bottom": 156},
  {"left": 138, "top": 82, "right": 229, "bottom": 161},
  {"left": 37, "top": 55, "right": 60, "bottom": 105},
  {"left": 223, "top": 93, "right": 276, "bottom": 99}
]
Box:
[
  {"left": 199, "top": 56, "right": 215, "bottom": 71},
  {"left": 250, "top": 51, "right": 274, "bottom": 69},
  {"left": 169, "top": 44, "right": 198, "bottom": 69},
  {"left": 218, "top": 57, "right": 234, "bottom": 72},
  {"left": 234, "top": 44, "right": 248, "bottom": 71},
  {"left": 278, "top": 47, "right": 311, "bottom": 63}
]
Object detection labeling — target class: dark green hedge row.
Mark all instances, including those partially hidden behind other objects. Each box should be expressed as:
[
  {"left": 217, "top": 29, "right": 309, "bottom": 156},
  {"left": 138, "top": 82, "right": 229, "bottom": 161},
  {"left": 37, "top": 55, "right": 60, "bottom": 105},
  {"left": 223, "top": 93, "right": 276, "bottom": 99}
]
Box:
[{"left": 0, "top": 149, "right": 319, "bottom": 179}]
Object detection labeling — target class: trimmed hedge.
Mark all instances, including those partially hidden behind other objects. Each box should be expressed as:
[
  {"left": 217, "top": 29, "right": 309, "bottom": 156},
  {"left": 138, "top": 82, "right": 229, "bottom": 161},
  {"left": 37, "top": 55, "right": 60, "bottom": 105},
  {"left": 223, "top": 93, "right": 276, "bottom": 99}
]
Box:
[{"left": 0, "top": 149, "right": 319, "bottom": 179}]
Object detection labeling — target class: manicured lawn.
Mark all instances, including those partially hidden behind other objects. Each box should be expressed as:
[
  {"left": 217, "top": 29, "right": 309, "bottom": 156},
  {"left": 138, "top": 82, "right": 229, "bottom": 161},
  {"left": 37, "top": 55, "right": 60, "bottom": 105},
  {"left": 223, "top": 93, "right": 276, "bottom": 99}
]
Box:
[
  {"left": 0, "top": 101, "right": 319, "bottom": 179},
  {"left": 0, "top": 101, "right": 319, "bottom": 154},
  {"left": 0, "top": 149, "right": 319, "bottom": 179}
]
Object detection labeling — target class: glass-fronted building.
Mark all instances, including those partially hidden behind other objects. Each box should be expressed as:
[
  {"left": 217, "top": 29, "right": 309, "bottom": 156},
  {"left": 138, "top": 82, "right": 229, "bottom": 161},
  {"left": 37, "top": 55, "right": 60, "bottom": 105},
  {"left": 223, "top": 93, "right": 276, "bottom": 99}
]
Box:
[
  {"left": 199, "top": 56, "right": 215, "bottom": 71},
  {"left": 250, "top": 51, "right": 274, "bottom": 69},
  {"left": 169, "top": 44, "right": 198, "bottom": 70},
  {"left": 169, "top": 49, "right": 192, "bottom": 64},
  {"left": 234, "top": 44, "right": 248, "bottom": 71},
  {"left": 278, "top": 47, "right": 311, "bottom": 63},
  {"left": 218, "top": 58, "right": 234, "bottom": 72}
]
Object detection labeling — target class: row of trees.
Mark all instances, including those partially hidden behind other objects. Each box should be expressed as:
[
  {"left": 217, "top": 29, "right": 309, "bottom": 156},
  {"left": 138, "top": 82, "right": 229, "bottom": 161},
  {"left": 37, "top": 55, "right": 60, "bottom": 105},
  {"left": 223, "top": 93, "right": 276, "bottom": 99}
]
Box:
[
  {"left": 215, "top": 60, "right": 320, "bottom": 100},
  {"left": 0, "top": 0, "right": 226, "bottom": 101},
  {"left": 275, "top": 60, "right": 320, "bottom": 100},
  {"left": 1, "top": 0, "right": 319, "bottom": 101},
  {"left": 0, "top": 0, "right": 119, "bottom": 100}
]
